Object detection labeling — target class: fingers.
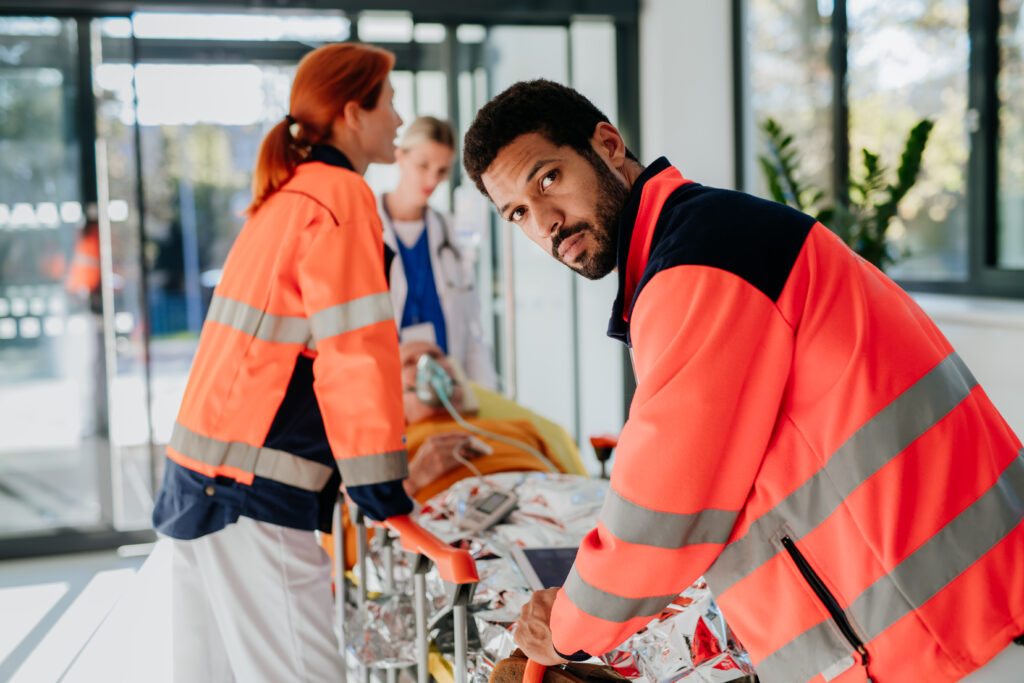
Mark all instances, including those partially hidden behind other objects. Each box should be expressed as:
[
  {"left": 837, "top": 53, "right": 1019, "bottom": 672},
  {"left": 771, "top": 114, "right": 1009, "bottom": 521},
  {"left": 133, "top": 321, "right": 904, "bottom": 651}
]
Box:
[{"left": 513, "top": 589, "right": 566, "bottom": 666}]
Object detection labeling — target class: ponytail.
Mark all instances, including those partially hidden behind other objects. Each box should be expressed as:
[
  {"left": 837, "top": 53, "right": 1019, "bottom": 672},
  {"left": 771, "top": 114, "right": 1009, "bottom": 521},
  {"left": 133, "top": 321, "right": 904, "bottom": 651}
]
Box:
[{"left": 245, "top": 43, "right": 396, "bottom": 215}]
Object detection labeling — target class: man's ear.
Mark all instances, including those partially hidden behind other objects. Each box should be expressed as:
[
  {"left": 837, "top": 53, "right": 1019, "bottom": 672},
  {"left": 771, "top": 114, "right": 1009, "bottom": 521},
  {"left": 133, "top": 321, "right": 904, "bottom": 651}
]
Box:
[{"left": 591, "top": 121, "right": 627, "bottom": 169}]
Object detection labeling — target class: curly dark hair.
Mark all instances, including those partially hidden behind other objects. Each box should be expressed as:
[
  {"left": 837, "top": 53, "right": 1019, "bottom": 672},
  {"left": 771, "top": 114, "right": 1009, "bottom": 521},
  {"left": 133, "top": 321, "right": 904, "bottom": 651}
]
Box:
[{"left": 462, "top": 79, "right": 636, "bottom": 198}]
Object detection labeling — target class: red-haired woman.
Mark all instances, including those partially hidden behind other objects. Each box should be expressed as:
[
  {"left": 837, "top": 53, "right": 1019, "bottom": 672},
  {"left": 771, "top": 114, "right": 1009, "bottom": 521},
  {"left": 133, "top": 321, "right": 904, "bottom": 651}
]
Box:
[{"left": 152, "top": 43, "right": 411, "bottom": 681}]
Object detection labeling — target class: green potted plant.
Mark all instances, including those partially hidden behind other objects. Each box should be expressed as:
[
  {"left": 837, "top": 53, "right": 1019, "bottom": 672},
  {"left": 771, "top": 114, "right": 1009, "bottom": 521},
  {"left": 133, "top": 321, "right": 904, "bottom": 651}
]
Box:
[{"left": 759, "top": 117, "right": 934, "bottom": 272}]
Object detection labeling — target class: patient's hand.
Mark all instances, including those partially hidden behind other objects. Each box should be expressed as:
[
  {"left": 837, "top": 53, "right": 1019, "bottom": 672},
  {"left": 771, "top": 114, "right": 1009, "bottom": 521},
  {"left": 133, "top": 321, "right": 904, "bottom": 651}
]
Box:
[
  {"left": 514, "top": 587, "right": 567, "bottom": 666},
  {"left": 404, "top": 432, "right": 487, "bottom": 497}
]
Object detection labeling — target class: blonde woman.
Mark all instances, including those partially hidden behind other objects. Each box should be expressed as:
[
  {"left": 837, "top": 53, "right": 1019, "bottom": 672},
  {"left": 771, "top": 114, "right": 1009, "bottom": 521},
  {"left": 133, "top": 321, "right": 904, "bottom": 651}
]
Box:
[{"left": 378, "top": 116, "right": 497, "bottom": 389}]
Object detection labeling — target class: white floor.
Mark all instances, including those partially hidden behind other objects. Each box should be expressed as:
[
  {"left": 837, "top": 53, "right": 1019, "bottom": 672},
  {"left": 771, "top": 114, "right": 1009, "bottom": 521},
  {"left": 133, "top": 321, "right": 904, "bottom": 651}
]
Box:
[{"left": 0, "top": 543, "right": 171, "bottom": 683}]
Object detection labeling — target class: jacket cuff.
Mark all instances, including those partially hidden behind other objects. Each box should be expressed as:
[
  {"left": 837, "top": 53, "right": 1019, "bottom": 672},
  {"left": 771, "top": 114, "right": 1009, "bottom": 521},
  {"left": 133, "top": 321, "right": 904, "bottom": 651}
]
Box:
[
  {"left": 345, "top": 479, "right": 413, "bottom": 521},
  {"left": 553, "top": 647, "right": 592, "bottom": 663}
]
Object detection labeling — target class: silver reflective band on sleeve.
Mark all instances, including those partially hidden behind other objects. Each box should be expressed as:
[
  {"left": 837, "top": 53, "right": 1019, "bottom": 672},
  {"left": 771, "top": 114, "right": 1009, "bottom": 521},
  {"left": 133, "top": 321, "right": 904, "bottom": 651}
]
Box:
[
  {"left": 309, "top": 292, "right": 394, "bottom": 345},
  {"left": 206, "top": 294, "right": 312, "bottom": 347},
  {"left": 706, "top": 352, "right": 977, "bottom": 596},
  {"left": 336, "top": 449, "right": 409, "bottom": 487},
  {"left": 562, "top": 566, "right": 679, "bottom": 623},
  {"left": 599, "top": 489, "right": 737, "bottom": 549},
  {"left": 755, "top": 450, "right": 1024, "bottom": 683},
  {"left": 170, "top": 422, "right": 335, "bottom": 492}
]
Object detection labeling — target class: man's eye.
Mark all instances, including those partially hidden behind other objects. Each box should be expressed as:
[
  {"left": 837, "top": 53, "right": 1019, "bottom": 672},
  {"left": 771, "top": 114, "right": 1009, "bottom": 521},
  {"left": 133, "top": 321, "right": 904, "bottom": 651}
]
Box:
[
  {"left": 540, "top": 170, "right": 557, "bottom": 190},
  {"left": 510, "top": 207, "right": 525, "bottom": 222}
]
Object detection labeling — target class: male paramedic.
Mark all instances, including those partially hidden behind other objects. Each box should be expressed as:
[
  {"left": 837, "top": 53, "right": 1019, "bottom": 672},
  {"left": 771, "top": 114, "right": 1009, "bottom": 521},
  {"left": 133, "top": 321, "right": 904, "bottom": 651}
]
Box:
[{"left": 462, "top": 79, "right": 1024, "bottom": 683}]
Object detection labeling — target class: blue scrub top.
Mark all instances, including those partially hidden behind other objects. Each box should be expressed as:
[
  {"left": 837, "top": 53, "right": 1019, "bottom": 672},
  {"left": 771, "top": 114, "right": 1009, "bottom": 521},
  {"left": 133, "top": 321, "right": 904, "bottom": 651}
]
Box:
[{"left": 395, "top": 227, "right": 448, "bottom": 354}]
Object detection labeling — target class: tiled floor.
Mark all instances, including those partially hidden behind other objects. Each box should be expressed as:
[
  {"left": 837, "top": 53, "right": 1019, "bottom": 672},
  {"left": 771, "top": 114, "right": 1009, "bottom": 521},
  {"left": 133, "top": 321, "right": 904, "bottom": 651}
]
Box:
[{"left": 0, "top": 543, "right": 170, "bottom": 683}]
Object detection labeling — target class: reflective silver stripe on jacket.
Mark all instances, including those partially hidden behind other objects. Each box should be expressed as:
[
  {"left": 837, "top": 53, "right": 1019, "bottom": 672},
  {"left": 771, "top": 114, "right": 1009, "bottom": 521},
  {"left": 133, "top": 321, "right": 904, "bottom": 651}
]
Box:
[
  {"left": 599, "top": 488, "right": 737, "bottom": 549},
  {"left": 170, "top": 422, "right": 335, "bottom": 492},
  {"left": 335, "top": 449, "right": 409, "bottom": 487},
  {"left": 706, "top": 352, "right": 977, "bottom": 596},
  {"left": 309, "top": 291, "right": 394, "bottom": 346},
  {"left": 206, "top": 294, "right": 312, "bottom": 348},
  {"left": 563, "top": 565, "right": 679, "bottom": 623},
  {"left": 755, "top": 450, "right": 1024, "bottom": 683}
]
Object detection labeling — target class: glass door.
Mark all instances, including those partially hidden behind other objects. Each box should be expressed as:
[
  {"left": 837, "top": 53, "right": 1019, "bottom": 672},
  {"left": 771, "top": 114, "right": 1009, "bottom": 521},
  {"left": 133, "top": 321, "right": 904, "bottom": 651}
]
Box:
[{"left": 0, "top": 16, "right": 108, "bottom": 538}]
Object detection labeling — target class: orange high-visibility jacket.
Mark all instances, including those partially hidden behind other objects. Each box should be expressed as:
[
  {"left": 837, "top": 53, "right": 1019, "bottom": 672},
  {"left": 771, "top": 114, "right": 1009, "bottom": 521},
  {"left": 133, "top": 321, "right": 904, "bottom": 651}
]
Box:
[
  {"left": 66, "top": 227, "right": 100, "bottom": 294},
  {"left": 152, "top": 146, "right": 411, "bottom": 538},
  {"left": 549, "top": 158, "right": 1024, "bottom": 683}
]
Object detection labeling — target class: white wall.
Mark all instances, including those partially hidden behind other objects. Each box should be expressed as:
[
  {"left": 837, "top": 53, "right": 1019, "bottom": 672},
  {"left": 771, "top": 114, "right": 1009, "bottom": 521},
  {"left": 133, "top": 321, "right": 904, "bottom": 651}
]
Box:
[
  {"left": 639, "top": 0, "right": 736, "bottom": 188},
  {"left": 913, "top": 294, "right": 1024, "bottom": 439}
]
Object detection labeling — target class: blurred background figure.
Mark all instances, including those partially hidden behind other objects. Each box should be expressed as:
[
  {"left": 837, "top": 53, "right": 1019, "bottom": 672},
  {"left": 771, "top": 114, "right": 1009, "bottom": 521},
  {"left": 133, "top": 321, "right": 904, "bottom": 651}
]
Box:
[{"left": 378, "top": 117, "right": 497, "bottom": 389}]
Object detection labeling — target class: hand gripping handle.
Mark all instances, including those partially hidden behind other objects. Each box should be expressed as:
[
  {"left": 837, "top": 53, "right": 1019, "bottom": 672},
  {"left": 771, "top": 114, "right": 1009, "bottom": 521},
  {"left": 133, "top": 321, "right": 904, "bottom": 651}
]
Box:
[{"left": 384, "top": 514, "right": 480, "bottom": 584}]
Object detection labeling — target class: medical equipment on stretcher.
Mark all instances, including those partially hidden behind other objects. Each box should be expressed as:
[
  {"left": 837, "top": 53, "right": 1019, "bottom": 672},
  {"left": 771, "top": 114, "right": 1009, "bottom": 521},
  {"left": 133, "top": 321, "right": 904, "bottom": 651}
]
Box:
[{"left": 459, "top": 487, "right": 518, "bottom": 532}]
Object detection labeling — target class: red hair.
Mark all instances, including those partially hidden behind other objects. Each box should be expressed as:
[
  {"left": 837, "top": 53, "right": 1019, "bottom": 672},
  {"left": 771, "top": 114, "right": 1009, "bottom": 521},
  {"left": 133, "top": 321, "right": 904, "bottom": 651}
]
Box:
[{"left": 246, "top": 42, "right": 395, "bottom": 214}]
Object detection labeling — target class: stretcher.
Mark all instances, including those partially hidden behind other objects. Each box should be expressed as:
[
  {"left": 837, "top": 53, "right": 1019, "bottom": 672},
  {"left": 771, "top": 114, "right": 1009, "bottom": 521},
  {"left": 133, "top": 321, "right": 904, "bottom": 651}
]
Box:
[
  {"left": 334, "top": 497, "right": 491, "bottom": 683},
  {"left": 334, "top": 473, "right": 757, "bottom": 683}
]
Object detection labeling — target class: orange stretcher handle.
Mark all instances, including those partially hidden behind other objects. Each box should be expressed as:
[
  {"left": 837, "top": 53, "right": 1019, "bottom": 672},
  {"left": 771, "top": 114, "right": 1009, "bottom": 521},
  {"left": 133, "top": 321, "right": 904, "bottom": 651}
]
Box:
[
  {"left": 384, "top": 514, "right": 480, "bottom": 584},
  {"left": 589, "top": 434, "right": 618, "bottom": 449},
  {"left": 523, "top": 659, "right": 546, "bottom": 683}
]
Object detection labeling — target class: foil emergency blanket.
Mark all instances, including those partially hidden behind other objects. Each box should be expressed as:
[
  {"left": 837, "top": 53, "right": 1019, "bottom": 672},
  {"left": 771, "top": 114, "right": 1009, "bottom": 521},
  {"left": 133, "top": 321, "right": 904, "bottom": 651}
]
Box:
[{"left": 347, "top": 472, "right": 755, "bottom": 683}]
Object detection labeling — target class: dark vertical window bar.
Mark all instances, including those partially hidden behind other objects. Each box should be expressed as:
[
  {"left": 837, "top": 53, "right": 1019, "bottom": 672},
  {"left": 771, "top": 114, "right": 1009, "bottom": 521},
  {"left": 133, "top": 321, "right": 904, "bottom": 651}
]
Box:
[
  {"left": 615, "top": 17, "right": 641, "bottom": 413},
  {"left": 731, "top": 0, "right": 746, "bottom": 191},
  {"left": 130, "top": 22, "right": 159, "bottom": 496},
  {"left": 968, "top": 0, "right": 1000, "bottom": 275},
  {"left": 831, "top": 0, "right": 850, "bottom": 241}
]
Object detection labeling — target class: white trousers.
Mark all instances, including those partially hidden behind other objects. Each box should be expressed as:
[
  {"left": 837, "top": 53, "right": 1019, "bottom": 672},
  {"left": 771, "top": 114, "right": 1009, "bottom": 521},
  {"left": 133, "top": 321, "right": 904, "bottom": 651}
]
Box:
[
  {"left": 167, "top": 517, "right": 346, "bottom": 683},
  {"left": 960, "top": 641, "right": 1024, "bottom": 682}
]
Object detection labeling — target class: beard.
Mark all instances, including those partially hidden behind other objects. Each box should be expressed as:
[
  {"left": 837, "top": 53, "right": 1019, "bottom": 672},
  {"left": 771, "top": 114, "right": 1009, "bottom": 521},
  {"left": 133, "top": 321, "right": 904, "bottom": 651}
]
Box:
[{"left": 550, "top": 151, "right": 631, "bottom": 280}]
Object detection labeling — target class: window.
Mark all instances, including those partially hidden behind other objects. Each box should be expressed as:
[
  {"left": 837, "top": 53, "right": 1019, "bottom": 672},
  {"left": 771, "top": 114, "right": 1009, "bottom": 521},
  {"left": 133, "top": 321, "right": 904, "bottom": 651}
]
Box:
[
  {"left": 999, "top": 0, "right": 1024, "bottom": 269},
  {"left": 740, "top": 0, "right": 1024, "bottom": 296},
  {"left": 848, "top": 0, "right": 969, "bottom": 281}
]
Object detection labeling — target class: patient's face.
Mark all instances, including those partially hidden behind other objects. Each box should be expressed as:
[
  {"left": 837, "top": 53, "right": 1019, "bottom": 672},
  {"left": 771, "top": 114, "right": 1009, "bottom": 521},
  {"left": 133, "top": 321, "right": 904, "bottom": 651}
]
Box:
[
  {"left": 401, "top": 340, "right": 465, "bottom": 423},
  {"left": 480, "top": 132, "right": 628, "bottom": 280}
]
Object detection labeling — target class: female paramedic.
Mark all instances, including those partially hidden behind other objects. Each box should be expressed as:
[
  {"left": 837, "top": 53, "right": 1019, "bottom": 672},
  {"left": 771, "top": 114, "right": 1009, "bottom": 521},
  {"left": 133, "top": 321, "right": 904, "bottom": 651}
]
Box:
[
  {"left": 151, "top": 43, "right": 413, "bottom": 682},
  {"left": 377, "top": 116, "right": 497, "bottom": 388}
]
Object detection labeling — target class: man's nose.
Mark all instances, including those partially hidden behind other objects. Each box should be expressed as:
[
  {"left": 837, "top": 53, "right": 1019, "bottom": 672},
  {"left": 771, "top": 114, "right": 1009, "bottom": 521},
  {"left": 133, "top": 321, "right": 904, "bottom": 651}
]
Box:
[{"left": 534, "top": 207, "right": 562, "bottom": 239}]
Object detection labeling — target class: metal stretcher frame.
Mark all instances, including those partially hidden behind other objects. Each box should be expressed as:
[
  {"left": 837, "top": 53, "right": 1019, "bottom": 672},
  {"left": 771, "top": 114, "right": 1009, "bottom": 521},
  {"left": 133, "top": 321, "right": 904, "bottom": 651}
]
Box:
[{"left": 334, "top": 498, "right": 483, "bottom": 683}]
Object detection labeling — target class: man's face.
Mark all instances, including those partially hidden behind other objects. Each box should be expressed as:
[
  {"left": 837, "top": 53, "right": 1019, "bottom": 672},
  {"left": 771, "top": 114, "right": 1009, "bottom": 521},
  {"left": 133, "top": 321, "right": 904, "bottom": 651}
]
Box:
[{"left": 481, "top": 133, "right": 630, "bottom": 280}]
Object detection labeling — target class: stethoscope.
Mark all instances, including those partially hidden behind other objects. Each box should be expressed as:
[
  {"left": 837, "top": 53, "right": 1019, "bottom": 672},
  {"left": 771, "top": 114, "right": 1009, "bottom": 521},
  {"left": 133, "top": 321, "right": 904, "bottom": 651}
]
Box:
[{"left": 380, "top": 193, "right": 473, "bottom": 292}]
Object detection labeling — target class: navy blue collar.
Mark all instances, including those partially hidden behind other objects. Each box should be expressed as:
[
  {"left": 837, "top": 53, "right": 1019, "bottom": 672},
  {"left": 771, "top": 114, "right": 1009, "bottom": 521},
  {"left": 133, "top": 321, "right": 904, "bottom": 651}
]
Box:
[
  {"left": 309, "top": 144, "right": 355, "bottom": 172},
  {"left": 607, "top": 156, "right": 672, "bottom": 343}
]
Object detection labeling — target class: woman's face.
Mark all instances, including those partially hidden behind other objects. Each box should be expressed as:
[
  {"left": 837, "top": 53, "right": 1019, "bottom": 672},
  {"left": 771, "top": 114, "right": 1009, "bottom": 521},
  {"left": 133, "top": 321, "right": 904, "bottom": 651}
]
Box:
[
  {"left": 360, "top": 77, "right": 404, "bottom": 165},
  {"left": 396, "top": 140, "right": 455, "bottom": 203}
]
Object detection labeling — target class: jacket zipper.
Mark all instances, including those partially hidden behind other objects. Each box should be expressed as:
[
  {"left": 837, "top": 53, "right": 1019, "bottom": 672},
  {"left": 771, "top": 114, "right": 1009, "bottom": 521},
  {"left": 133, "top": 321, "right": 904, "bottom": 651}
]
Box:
[{"left": 780, "top": 536, "right": 873, "bottom": 678}]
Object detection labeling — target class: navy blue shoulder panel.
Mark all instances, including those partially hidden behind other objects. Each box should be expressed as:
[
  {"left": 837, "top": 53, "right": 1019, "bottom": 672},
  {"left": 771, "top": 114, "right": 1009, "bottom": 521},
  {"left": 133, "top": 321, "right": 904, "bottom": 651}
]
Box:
[
  {"left": 633, "top": 185, "right": 815, "bottom": 311},
  {"left": 264, "top": 354, "right": 335, "bottom": 469}
]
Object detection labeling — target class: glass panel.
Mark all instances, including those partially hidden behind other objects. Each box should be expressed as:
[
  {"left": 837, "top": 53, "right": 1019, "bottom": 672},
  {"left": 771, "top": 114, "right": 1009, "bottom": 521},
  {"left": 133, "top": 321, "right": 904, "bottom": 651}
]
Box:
[
  {"left": 93, "top": 20, "right": 156, "bottom": 530},
  {"left": 0, "top": 17, "right": 105, "bottom": 535},
  {"left": 848, "top": 0, "right": 969, "bottom": 280},
  {"left": 127, "top": 12, "right": 349, "bottom": 42},
  {"left": 570, "top": 18, "right": 624, "bottom": 474},
  {"left": 998, "top": 0, "right": 1024, "bottom": 269},
  {"left": 358, "top": 11, "right": 414, "bottom": 43},
  {"left": 485, "top": 25, "right": 577, "bottom": 439},
  {"left": 743, "top": 0, "right": 834, "bottom": 201}
]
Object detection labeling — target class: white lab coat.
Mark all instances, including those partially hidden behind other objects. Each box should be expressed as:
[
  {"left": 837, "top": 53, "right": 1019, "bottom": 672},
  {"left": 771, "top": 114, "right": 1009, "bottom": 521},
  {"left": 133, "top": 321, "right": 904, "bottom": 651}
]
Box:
[{"left": 378, "top": 196, "right": 498, "bottom": 389}]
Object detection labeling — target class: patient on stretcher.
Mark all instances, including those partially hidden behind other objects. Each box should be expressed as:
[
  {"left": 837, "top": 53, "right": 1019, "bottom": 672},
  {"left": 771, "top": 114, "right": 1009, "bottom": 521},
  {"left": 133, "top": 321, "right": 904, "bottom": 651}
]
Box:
[
  {"left": 330, "top": 341, "right": 573, "bottom": 567},
  {"left": 400, "top": 340, "right": 568, "bottom": 502}
]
